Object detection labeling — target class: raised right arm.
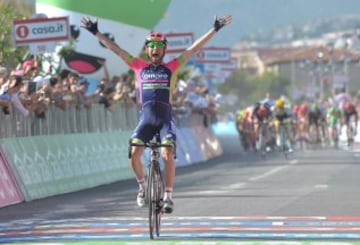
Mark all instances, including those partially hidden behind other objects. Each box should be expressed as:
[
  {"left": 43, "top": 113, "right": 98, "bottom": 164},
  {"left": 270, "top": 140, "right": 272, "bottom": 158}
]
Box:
[{"left": 81, "top": 16, "right": 132, "bottom": 64}]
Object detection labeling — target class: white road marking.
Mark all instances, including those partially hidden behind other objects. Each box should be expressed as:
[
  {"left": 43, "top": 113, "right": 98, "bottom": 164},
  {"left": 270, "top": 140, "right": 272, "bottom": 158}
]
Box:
[
  {"left": 289, "top": 159, "right": 298, "bottom": 165},
  {"left": 223, "top": 182, "right": 247, "bottom": 189},
  {"left": 248, "top": 166, "right": 288, "bottom": 182},
  {"left": 314, "top": 184, "right": 328, "bottom": 189}
]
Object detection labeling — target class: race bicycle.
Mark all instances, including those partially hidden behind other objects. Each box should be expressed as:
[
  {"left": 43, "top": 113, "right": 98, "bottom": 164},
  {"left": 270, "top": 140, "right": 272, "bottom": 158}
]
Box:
[{"left": 129, "top": 133, "right": 175, "bottom": 239}]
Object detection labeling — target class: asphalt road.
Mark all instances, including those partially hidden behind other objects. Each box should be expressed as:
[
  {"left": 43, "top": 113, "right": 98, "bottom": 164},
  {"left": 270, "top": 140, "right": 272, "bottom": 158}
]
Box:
[{"left": 0, "top": 134, "right": 360, "bottom": 244}]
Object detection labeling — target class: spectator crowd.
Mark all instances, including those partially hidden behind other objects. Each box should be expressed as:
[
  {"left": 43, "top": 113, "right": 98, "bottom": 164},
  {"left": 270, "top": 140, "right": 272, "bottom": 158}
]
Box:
[{"left": 0, "top": 55, "right": 219, "bottom": 134}]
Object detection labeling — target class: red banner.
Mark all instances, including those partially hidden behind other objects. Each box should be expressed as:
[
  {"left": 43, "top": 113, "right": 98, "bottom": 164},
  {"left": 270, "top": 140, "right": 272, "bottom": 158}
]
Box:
[{"left": 0, "top": 153, "right": 23, "bottom": 208}]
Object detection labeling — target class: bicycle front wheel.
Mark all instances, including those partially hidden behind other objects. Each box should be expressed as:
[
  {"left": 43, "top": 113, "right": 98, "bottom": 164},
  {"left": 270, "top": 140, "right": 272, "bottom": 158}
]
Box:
[
  {"left": 148, "top": 161, "right": 162, "bottom": 239},
  {"left": 155, "top": 168, "right": 164, "bottom": 237},
  {"left": 148, "top": 162, "right": 155, "bottom": 239}
]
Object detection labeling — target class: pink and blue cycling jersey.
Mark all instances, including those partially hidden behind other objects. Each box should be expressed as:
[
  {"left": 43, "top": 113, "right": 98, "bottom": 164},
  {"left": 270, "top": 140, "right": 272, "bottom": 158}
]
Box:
[
  {"left": 126, "top": 55, "right": 186, "bottom": 144},
  {"left": 127, "top": 55, "right": 185, "bottom": 107}
]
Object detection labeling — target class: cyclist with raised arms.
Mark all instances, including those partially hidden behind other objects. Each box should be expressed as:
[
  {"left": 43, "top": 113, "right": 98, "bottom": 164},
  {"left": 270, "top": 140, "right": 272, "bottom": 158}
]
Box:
[{"left": 81, "top": 15, "right": 232, "bottom": 214}]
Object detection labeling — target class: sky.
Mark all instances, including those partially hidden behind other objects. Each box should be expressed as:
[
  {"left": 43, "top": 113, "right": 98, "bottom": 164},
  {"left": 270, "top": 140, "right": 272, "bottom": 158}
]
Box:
[{"left": 155, "top": 0, "right": 360, "bottom": 48}]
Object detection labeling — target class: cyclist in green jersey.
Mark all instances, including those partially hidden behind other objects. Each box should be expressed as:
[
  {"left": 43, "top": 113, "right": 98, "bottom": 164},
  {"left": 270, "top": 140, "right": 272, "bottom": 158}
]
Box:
[{"left": 327, "top": 104, "right": 342, "bottom": 147}]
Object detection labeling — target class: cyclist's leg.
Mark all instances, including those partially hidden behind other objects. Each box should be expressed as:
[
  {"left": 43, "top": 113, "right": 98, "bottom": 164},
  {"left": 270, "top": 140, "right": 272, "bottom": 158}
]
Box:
[
  {"left": 295, "top": 117, "right": 302, "bottom": 141},
  {"left": 328, "top": 117, "right": 337, "bottom": 146},
  {"left": 129, "top": 141, "right": 146, "bottom": 206},
  {"left": 314, "top": 115, "right": 320, "bottom": 142},
  {"left": 160, "top": 121, "right": 176, "bottom": 213},
  {"left": 246, "top": 120, "right": 256, "bottom": 151},
  {"left": 161, "top": 146, "right": 175, "bottom": 193},
  {"left": 344, "top": 112, "right": 351, "bottom": 144},
  {"left": 308, "top": 114, "right": 316, "bottom": 143},
  {"left": 130, "top": 121, "right": 154, "bottom": 207},
  {"left": 274, "top": 119, "right": 280, "bottom": 147},
  {"left": 253, "top": 120, "right": 260, "bottom": 150},
  {"left": 130, "top": 144, "right": 146, "bottom": 180},
  {"left": 349, "top": 114, "right": 357, "bottom": 145},
  {"left": 284, "top": 120, "right": 294, "bottom": 151},
  {"left": 292, "top": 116, "right": 297, "bottom": 140},
  {"left": 263, "top": 120, "right": 272, "bottom": 152},
  {"left": 240, "top": 128, "right": 250, "bottom": 151},
  {"left": 267, "top": 120, "right": 277, "bottom": 150},
  {"left": 237, "top": 122, "right": 248, "bottom": 150},
  {"left": 321, "top": 115, "right": 329, "bottom": 144}
]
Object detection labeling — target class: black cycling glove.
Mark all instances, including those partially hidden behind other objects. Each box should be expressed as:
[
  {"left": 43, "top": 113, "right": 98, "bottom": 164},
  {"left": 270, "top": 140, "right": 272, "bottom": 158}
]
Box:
[
  {"left": 82, "top": 18, "right": 99, "bottom": 35},
  {"left": 214, "top": 16, "right": 227, "bottom": 32}
]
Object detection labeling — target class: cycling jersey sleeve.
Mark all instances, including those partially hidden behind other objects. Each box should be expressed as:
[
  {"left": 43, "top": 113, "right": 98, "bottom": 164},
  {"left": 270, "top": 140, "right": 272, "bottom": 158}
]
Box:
[{"left": 167, "top": 54, "right": 186, "bottom": 99}]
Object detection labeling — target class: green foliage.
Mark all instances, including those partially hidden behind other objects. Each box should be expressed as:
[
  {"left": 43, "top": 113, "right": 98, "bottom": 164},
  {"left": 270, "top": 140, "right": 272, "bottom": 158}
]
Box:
[
  {"left": 217, "top": 69, "right": 291, "bottom": 111},
  {"left": 0, "top": 0, "right": 32, "bottom": 68}
]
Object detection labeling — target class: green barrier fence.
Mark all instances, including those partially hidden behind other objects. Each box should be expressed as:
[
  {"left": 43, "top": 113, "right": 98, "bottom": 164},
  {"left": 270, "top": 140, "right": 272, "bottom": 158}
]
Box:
[{"left": 1, "top": 131, "right": 133, "bottom": 201}]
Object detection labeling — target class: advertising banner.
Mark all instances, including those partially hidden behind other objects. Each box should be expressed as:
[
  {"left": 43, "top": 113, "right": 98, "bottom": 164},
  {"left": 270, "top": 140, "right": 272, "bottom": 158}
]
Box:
[
  {"left": 195, "top": 47, "right": 231, "bottom": 64},
  {"left": 165, "top": 32, "right": 194, "bottom": 53},
  {"left": 13, "top": 16, "right": 69, "bottom": 46},
  {"left": 0, "top": 153, "right": 23, "bottom": 208}
]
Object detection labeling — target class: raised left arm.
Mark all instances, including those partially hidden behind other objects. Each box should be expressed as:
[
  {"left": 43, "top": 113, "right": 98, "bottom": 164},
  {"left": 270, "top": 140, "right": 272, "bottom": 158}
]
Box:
[{"left": 182, "top": 15, "right": 232, "bottom": 61}]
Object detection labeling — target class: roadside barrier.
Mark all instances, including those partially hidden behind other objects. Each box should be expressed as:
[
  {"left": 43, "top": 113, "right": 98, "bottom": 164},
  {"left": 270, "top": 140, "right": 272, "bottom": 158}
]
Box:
[{"left": 0, "top": 106, "right": 223, "bottom": 206}]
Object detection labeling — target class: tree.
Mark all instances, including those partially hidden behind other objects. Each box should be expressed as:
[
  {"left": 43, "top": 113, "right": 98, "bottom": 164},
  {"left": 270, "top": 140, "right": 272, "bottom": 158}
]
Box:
[
  {"left": 0, "top": 0, "right": 33, "bottom": 68},
  {"left": 217, "top": 69, "right": 291, "bottom": 112}
]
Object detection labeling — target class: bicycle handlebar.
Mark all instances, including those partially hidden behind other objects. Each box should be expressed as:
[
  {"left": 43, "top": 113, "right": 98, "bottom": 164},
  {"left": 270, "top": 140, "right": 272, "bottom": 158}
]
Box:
[{"left": 129, "top": 142, "right": 174, "bottom": 148}]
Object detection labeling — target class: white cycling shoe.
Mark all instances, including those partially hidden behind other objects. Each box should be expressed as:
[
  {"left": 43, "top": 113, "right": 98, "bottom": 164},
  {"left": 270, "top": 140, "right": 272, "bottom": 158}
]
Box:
[
  {"left": 137, "top": 189, "right": 146, "bottom": 207},
  {"left": 163, "top": 197, "right": 174, "bottom": 214}
]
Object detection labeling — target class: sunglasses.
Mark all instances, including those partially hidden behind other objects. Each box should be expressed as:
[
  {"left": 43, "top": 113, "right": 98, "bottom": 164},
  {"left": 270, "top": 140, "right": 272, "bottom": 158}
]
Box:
[{"left": 146, "top": 41, "right": 166, "bottom": 49}]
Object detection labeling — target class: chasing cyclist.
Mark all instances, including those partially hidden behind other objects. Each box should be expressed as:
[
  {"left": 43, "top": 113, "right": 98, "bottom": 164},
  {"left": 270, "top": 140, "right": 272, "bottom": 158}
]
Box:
[
  {"left": 343, "top": 101, "right": 358, "bottom": 146},
  {"left": 326, "top": 101, "right": 342, "bottom": 147},
  {"left": 252, "top": 101, "right": 273, "bottom": 152},
  {"left": 273, "top": 97, "right": 294, "bottom": 152},
  {"left": 81, "top": 15, "right": 232, "bottom": 214}
]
